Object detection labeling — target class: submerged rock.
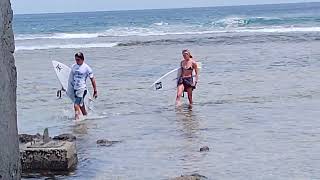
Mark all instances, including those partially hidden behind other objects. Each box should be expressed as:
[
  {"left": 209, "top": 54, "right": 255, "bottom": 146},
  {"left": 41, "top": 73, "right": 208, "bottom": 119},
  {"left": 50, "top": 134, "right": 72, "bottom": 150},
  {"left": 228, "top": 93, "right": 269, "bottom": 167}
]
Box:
[
  {"left": 172, "top": 173, "right": 207, "bottom": 180},
  {"left": 200, "top": 146, "right": 210, "bottom": 152},
  {"left": 96, "top": 139, "right": 121, "bottom": 147},
  {"left": 53, "top": 134, "right": 76, "bottom": 142}
]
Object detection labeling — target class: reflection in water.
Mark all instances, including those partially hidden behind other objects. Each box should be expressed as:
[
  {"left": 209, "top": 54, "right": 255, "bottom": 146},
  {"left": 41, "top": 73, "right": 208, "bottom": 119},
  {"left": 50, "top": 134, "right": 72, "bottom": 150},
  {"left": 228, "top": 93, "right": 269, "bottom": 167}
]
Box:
[
  {"left": 72, "top": 122, "right": 88, "bottom": 135},
  {"left": 175, "top": 105, "right": 205, "bottom": 174},
  {"left": 175, "top": 105, "right": 200, "bottom": 140}
]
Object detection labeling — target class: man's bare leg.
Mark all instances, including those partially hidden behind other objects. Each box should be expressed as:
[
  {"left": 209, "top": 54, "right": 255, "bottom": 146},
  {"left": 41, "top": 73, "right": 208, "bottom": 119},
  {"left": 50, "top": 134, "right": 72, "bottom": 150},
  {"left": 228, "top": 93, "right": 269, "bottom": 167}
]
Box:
[{"left": 74, "top": 104, "right": 83, "bottom": 120}]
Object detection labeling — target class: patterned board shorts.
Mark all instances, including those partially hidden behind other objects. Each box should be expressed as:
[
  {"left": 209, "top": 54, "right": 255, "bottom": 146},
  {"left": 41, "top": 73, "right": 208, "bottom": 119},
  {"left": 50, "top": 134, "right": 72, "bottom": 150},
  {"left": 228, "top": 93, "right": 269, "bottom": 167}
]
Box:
[
  {"left": 177, "top": 77, "right": 196, "bottom": 90},
  {"left": 74, "top": 89, "right": 87, "bottom": 105}
]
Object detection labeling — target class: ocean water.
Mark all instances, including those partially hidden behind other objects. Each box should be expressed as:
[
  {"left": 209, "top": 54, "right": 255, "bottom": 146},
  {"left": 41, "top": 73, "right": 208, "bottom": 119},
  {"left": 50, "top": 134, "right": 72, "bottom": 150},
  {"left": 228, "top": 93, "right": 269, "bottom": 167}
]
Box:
[{"left": 15, "top": 2, "right": 320, "bottom": 179}]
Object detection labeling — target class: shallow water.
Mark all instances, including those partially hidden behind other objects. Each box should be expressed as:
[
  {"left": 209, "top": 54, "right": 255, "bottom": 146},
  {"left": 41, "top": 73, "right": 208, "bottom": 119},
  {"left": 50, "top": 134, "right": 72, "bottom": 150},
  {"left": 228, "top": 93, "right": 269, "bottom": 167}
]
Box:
[
  {"left": 17, "top": 36, "right": 320, "bottom": 179},
  {"left": 15, "top": 3, "right": 320, "bottom": 180}
]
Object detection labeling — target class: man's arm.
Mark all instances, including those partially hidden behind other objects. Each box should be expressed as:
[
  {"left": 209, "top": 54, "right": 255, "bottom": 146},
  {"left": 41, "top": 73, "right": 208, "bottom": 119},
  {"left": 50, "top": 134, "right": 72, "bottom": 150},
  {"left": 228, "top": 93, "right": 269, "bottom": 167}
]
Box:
[
  {"left": 87, "top": 65, "right": 97, "bottom": 98},
  {"left": 90, "top": 77, "right": 97, "bottom": 98}
]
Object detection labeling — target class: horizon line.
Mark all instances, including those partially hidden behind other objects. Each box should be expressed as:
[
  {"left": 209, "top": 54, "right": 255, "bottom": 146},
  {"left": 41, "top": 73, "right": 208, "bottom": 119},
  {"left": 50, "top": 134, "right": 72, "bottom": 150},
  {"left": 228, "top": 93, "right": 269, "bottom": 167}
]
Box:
[{"left": 13, "top": 1, "right": 320, "bottom": 16}]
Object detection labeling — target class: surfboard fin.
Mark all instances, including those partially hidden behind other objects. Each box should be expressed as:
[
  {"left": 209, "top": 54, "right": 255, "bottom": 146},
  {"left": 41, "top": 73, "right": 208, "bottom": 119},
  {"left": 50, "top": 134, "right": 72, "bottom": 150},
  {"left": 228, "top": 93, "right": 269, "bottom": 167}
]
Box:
[
  {"left": 56, "top": 87, "right": 65, "bottom": 99},
  {"left": 57, "top": 90, "right": 62, "bottom": 98}
]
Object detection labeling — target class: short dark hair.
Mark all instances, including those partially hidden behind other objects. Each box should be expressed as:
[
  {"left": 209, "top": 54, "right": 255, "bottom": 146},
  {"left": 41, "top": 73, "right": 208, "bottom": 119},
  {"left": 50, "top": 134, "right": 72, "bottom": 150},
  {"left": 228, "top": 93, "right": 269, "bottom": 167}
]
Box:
[{"left": 75, "top": 52, "right": 84, "bottom": 60}]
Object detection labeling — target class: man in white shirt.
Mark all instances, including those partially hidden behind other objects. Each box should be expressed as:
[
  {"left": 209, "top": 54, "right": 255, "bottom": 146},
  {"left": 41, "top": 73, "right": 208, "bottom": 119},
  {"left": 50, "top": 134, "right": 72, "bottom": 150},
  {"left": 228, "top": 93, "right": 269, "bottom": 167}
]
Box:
[{"left": 72, "top": 52, "right": 98, "bottom": 120}]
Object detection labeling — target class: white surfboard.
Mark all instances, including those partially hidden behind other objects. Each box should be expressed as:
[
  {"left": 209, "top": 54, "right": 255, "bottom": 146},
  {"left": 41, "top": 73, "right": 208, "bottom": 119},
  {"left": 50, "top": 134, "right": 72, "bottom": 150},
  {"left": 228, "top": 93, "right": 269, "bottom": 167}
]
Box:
[
  {"left": 52, "top": 60, "right": 92, "bottom": 108},
  {"left": 151, "top": 62, "right": 202, "bottom": 91}
]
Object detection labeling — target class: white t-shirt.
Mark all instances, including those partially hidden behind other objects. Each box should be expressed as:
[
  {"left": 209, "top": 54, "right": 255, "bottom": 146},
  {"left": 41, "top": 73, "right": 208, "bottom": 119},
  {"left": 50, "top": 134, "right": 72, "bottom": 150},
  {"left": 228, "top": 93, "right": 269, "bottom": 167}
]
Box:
[{"left": 71, "top": 62, "right": 94, "bottom": 90}]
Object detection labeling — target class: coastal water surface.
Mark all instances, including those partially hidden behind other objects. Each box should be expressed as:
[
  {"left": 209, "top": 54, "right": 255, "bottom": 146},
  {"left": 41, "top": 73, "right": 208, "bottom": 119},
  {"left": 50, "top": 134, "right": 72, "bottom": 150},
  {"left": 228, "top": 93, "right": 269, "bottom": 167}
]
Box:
[{"left": 15, "top": 2, "right": 320, "bottom": 179}]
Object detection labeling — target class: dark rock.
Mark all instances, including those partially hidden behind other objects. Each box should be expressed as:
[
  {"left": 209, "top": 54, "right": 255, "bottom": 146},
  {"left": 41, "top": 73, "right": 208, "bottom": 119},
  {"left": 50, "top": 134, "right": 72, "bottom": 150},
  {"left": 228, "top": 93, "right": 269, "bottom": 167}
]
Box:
[
  {"left": 96, "top": 139, "right": 121, "bottom": 147},
  {"left": 43, "top": 128, "right": 50, "bottom": 143},
  {"left": 96, "top": 139, "right": 107, "bottom": 144},
  {"left": 53, "top": 134, "right": 76, "bottom": 142},
  {"left": 172, "top": 173, "right": 207, "bottom": 180},
  {"left": 200, "top": 146, "right": 209, "bottom": 152},
  {"left": 190, "top": 174, "right": 207, "bottom": 179},
  {"left": 19, "top": 133, "right": 42, "bottom": 143},
  {"left": 20, "top": 131, "right": 78, "bottom": 172},
  {"left": 20, "top": 140, "right": 77, "bottom": 172}
]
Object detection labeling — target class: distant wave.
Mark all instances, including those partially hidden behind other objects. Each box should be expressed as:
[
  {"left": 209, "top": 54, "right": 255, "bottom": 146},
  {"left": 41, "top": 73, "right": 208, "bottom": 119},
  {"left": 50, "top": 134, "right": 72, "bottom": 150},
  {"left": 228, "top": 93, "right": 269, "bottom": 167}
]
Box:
[
  {"left": 118, "top": 32, "right": 320, "bottom": 47},
  {"left": 15, "top": 26, "right": 320, "bottom": 41},
  {"left": 16, "top": 42, "right": 118, "bottom": 51},
  {"left": 213, "top": 17, "right": 250, "bottom": 27},
  {"left": 15, "top": 28, "right": 320, "bottom": 51},
  {"left": 98, "top": 28, "right": 226, "bottom": 37},
  {"left": 212, "top": 16, "right": 284, "bottom": 27},
  {"left": 15, "top": 33, "right": 100, "bottom": 40},
  {"left": 15, "top": 29, "right": 222, "bottom": 40},
  {"left": 13, "top": 15, "right": 320, "bottom": 41},
  {"left": 153, "top": 21, "right": 169, "bottom": 26},
  {"left": 234, "top": 26, "right": 320, "bottom": 33}
]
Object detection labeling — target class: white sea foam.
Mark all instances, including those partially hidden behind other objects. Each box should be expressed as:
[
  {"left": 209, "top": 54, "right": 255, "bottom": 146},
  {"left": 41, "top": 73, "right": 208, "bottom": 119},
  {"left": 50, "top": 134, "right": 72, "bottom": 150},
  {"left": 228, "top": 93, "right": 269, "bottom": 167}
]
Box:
[
  {"left": 15, "top": 26, "right": 320, "bottom": 42},
  {"left": 234, "top": 26, "right": 320, "bottom": 33},
  {"left": 153, "top": 21, "right": 169, "bottom": 26},
  {"left": 15, "top": 33, "right": 100, "bottom": 40},
  {"left": 16, "top": 42, "right": 119, "bottom": 51}
]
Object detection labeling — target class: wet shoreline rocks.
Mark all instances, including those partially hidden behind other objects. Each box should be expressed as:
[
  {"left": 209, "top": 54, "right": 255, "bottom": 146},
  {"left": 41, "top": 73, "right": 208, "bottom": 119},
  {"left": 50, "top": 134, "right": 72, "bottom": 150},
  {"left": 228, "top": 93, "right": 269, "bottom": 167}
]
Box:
[{"left": 19, "top": 133, "right": 42, "bottom": 143}]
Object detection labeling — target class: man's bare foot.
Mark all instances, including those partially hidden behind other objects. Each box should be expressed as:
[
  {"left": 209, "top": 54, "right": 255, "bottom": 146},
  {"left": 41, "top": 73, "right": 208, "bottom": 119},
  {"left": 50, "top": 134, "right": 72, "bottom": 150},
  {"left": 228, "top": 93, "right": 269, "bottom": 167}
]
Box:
[
  {"left": 75, "top": 110, "right": 83, "bottom": 120},
  {"left": 175, "top": 101, "right": 182, "bottom": 107}
]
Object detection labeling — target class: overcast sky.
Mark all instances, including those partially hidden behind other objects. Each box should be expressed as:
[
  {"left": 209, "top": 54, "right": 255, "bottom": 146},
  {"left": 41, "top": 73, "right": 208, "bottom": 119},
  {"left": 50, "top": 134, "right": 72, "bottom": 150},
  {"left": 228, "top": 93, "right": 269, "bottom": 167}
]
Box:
[{"left": 11, "top": 0, "right": 319, "bottom": 14}]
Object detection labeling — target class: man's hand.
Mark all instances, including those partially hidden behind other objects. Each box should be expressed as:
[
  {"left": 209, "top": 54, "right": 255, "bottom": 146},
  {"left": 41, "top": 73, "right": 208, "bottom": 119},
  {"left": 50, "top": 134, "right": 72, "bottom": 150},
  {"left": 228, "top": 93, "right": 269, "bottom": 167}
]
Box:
[
  {"left": 93, "top": 90, "right": 98, "bottom": 99},
  {"left": 90, "top": 77, "right": 98, "bottom": 99}
]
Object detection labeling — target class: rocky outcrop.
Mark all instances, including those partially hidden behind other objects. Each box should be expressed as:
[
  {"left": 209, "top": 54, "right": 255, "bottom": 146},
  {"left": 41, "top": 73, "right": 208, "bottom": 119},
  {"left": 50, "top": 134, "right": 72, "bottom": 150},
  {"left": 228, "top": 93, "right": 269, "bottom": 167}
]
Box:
[
  {"left": 19, "top": 130, "right": 78, "bottom": 173},
  {"left": 0, "top": 0, "right": 20, "bottom": 179},
  {"left": 19, "top": 133, "right": 42, "bottom": 143},
  {"left": 20, "top": 141, "right": 78, "bottom": 172}
]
